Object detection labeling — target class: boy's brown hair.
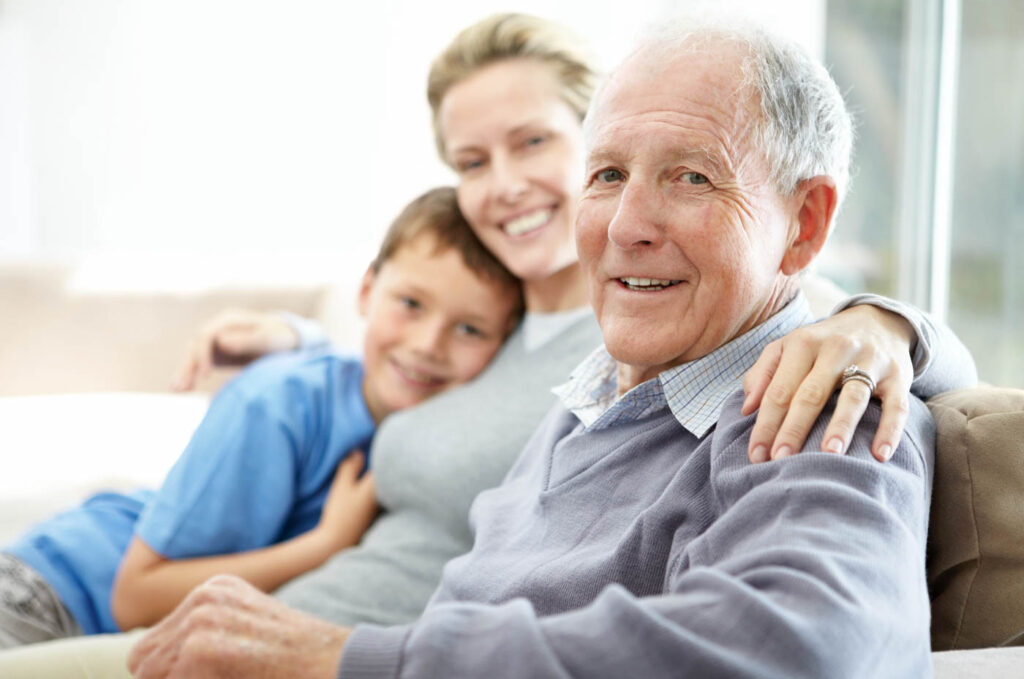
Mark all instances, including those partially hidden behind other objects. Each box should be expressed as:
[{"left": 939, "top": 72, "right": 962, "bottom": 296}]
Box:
[{"left": 371, "top": 186, "right": 524, "bottom": 319}]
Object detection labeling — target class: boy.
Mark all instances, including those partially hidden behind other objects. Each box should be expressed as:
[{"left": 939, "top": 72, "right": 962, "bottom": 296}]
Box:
[{"left": 0, "top": 186, "right": 522, "bottom": 646}]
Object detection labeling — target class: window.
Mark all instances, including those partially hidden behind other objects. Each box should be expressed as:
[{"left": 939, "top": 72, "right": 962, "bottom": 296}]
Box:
[
  {"left": 823, "top": 0, "right": 1023, "bottom": 386},
  {"left": 1, "top": 0, "right": 1019, "bottom": 384}
]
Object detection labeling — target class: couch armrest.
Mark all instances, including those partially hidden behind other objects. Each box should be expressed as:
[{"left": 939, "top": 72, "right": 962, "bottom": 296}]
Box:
[{"left": 927, "top": 386, "right": 1024, "bottom": 650}]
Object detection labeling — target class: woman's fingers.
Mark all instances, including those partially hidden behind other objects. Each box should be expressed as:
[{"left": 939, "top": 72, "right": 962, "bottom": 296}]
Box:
[
  {"left": 746, "top": 305, "right": 917, "bottom": 464},
  {"left": 817, "top": 373, "right": 874, "bottom": 456},
  {"left": 870, "top": 381, "right": 911, "bottom": 461},
  {"left": 746, "top": 336, "right": 818, "bottom": 462},
  {"left": 741, "top": 340, "right": 782, "bottom": 417},
  {"left": 169, "top": 310, "right": 299, "bottom": 391}
]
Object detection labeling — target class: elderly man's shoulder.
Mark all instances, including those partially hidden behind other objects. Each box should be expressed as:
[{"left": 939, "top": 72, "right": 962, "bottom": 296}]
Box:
[
  {"left": 714, "top": 389, "right": 934, "bottom": 477},
  {"left": 697, "top": 390, "right": 935, "bottom": 566}
]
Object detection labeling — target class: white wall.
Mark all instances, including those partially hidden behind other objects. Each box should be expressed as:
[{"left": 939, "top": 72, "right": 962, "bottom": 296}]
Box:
[{"left": 0, "top": 0, "right": 823, "bottom": 289}]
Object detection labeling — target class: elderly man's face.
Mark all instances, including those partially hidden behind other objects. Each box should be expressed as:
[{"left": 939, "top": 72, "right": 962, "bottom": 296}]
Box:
[{"left": 577, "top": 45, "right": 801, "bottom": 392}]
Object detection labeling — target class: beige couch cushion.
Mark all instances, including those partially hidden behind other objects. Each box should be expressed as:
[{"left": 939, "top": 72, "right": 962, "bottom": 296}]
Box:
[
  {"left": 0, "top": 262, "right": 335, "bottom": 395},
  {"left": 927, "top": 386, "right": 1024, "bottom": 650}
]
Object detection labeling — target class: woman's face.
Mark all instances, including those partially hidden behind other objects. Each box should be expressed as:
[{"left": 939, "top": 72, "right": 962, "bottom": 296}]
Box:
[{"left": 439, "top": 59, "right": 585, "bottom": 284}]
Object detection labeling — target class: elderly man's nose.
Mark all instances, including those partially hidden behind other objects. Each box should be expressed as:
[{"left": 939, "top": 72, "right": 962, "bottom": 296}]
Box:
[{"left": 607, "top": 185, "right": 663, "bottom": 248}]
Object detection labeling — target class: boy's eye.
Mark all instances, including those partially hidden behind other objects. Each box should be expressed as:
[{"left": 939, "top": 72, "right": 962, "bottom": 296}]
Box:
[
  {"left": 455, "top": 323, "right": 485, "bottom": 338},
  {"left": 524, "top": 135, "right": 547, "bottom": 148},
  {"left": 399, "top": 296, "right": 421, "bottom": 311}
]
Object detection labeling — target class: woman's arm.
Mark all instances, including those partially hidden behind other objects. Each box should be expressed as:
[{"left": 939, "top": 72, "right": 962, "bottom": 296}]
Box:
[
  {"left": 171, "top": 309, "right": 331, "bottom": 391},
  {"left": 111, "top": 453, "right": 376, "bottom": 631},
  {"left": 743, "top": 296, "right": 977, "bottom": 463}
]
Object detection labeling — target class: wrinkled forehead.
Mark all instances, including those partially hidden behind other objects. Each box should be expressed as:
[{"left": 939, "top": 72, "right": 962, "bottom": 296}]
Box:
[{"left": 584, "top": 40, "right": 759, "bottom": 154}]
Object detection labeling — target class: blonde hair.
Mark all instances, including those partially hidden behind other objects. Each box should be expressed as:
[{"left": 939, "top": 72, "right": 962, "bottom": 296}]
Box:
[{"left": 427, "top": 13, "right": 597, "bottom": 161}]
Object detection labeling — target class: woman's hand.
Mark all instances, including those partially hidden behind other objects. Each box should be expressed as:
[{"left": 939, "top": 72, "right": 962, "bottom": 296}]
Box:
[
  {"left": 316, "top": 451, "right": 378, "bottom": 553},
  {"left": 171, "top": 309, "right": 300, "bottom": 391},
  {"left": 743, "top": 304, "right": 915, "bottom": 463}
]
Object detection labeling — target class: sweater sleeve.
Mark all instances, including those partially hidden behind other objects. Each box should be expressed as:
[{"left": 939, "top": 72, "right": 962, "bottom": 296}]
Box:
[
  {"left": 832, "top": 293, "right": 977, "bottom": 397},
  {"left": 338, "top": 398, "right": 936, "bottom": 679}
]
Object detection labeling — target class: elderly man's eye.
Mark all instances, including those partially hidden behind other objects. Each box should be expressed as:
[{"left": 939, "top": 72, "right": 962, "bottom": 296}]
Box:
[
  {"left": 683, "top": 172, "right": 709, "bottom": 185},
  {"left": 595, "top": 168, "right": 624, "bottom": 184}
]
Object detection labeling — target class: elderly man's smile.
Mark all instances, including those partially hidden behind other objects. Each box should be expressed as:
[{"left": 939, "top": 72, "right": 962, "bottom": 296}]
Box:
[{"left": 617, "top": 276, "right": 683, "bottom": 291}]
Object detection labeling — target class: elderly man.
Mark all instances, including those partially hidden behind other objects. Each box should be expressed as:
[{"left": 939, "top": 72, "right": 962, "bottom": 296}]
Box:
[{"left": 128, "top": 20, "right": 934, "bottom": 679}]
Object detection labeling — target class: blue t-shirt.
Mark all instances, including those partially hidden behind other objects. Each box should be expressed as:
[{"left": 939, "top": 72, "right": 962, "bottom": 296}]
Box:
[{"left": 4, "top": 350, "right": 375, "bottom": 634}]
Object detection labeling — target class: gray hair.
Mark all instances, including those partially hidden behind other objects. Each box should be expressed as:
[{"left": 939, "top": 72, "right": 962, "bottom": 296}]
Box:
[{"left": 596, "top": 16, "right": 854, "bottom": 207}]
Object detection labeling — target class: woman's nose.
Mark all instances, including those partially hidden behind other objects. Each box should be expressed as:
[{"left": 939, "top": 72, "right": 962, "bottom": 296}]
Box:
[{"left": 490, "top": 156, "right": 528, "bottom": 204}]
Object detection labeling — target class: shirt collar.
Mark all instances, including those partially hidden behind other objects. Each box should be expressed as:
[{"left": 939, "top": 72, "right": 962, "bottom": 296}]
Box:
[{"left": 552, "top": 294, "right": 814, "bottom": 437}]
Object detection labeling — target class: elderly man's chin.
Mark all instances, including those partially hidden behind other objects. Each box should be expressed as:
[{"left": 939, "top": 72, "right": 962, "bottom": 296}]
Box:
[
  {"left": 598, "top": 311, "right": 709, "bottom": 389},
  {"left": 595, "top": 286, "right": 771, "bottom": 391}
]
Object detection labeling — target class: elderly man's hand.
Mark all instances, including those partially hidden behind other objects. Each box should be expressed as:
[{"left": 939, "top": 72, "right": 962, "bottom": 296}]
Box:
[
  {"left": 171, "top": 309, "right": 300, "bottom": 391},
  {"left": 128, "top": 575, "right": 349, "bottom": 679},
  {"left": 742, "top": 304, "right": 915, "bottom": 463}
]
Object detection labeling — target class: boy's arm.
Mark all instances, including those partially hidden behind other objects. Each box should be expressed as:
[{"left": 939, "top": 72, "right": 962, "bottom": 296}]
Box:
[{"left": 111, "top": 454, "right": 376, "bottom": 631}]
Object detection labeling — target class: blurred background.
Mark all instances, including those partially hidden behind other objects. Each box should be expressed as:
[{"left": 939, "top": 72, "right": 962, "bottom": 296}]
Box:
[{"left": 1, "top": 0, "right": 1021, "bottom": 386}]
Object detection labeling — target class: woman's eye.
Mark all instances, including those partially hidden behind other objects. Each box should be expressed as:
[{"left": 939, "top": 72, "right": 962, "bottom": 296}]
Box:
[
  {"left": 456, "top": 158, "right": 485, "bottom": 173},
  {"left": 595, "top": 168, "right": 624, "bottom": 184},
  {"left": 524, "top": 135, "right": 546, "bottom": 148},
  {"left": 683, "top": 172, "right": 709, "bottom": 185}
]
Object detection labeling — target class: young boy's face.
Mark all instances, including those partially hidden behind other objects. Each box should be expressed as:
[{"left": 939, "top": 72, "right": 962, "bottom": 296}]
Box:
[{"left": 359, "top": 232, "right": 519, "bottom": 422}]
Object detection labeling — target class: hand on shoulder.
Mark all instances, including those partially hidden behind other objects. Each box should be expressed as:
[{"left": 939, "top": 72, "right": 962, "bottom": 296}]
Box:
[{"left": 171, "top": 310, "right": 300, "bottom": 391}]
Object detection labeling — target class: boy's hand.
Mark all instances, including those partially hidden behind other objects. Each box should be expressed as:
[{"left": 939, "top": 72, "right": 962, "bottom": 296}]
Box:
[
  {"left": 317, "top": 451, "right": 378, "bottom": 552},
  {"left": 742, "top": 304, "right": 915, "bottom": 463},
  {"left": 171, "top": 309, "right": 300, "bottom": 391}
]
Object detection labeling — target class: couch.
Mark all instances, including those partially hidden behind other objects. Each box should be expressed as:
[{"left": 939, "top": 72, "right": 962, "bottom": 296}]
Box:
[{"left": 1, "top": 261, "right": 1021, "bottom": 675}]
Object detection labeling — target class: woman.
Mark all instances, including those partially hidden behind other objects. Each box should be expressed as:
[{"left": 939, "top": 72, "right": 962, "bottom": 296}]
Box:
[{"left": 0, "top": 12, "right": 974, "bottom": 676}]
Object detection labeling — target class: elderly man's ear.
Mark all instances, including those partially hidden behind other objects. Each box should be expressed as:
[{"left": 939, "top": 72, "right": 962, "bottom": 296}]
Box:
[{"left": 780, "top": 176, "right": 839, "bottom": 275}]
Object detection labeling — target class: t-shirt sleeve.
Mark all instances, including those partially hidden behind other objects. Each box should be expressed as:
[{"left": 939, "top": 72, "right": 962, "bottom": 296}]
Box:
[{"left": 135, "top": 381, "right": 305, "bottom": 558}]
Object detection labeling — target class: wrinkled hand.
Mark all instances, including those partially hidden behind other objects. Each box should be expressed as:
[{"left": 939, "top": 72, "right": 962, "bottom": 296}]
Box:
[
  {"left": 317, "top": 451, "right": 378, "bottom": 552},
  {"left": 128, "top": 575, "right": 349, "bottom": 679},
  {"left": 171, "top": 309, "right": 300, "bottom": 391},
  {"left": 742, "top": 304, "right": 915, "bottom": 463}
]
